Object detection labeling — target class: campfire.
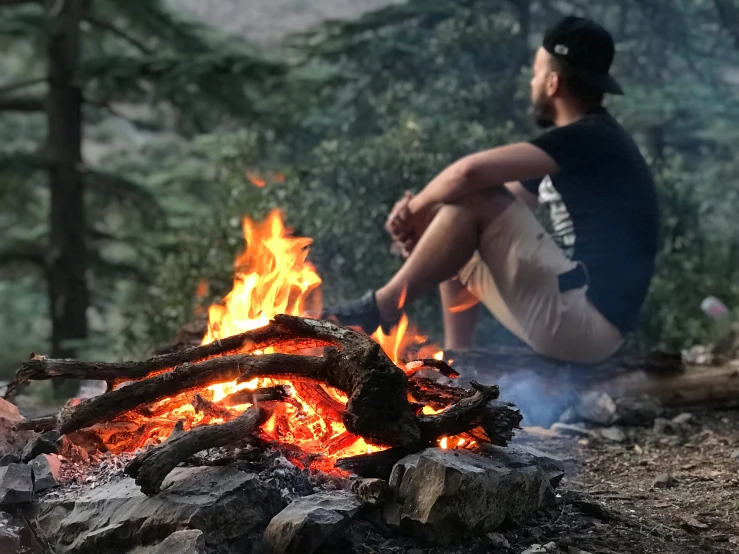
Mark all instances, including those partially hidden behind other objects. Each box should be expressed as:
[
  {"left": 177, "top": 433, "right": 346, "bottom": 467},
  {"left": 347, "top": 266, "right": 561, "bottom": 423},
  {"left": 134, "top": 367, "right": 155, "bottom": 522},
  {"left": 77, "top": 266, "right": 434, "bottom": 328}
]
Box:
[{"left": 6, "top": 210, "right": 521, "bottom": 496}]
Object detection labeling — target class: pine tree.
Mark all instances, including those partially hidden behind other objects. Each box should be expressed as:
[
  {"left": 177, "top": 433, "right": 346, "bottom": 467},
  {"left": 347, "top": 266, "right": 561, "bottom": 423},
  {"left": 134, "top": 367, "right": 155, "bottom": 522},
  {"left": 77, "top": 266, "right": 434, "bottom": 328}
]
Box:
[{"left": 0, "top": 0, "right": 285, "bottom": 378}]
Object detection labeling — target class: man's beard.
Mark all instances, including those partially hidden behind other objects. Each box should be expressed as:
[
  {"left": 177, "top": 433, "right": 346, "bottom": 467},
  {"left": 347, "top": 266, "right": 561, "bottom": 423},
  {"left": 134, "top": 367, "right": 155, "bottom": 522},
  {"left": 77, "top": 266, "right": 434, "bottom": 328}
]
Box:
[{"left": 532, "top": 95, "right": 555, "bottom": 128}]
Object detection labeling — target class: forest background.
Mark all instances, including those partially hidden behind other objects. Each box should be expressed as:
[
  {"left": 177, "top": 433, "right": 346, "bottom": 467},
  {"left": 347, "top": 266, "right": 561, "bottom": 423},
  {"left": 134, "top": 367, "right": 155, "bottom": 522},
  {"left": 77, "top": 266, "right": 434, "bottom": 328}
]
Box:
[{"left": 1, "top": 0, "right": 738, "bottom": 395}]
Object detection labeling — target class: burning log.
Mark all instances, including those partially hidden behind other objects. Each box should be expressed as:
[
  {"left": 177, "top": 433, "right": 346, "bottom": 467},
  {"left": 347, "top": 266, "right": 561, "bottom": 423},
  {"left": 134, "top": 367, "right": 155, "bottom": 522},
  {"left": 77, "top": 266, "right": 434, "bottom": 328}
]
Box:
[
  {"left": 416, "top": 382, "right": 500, "bottom": 441},
  {"left": 409, "top": 376, "right": 470, "bottom": 410},
  {"left": 191, "top": 394, "right": 233, "bottom": 420},
  {"left": 3, "top": 320, "right": 332, "bottom": 397},
  {"left": 325, "top": 431, "right": 361, "bottom": 456},
  {"left": 290, "top": 381, "right": 346, "bottom": 422},
  {"left": 403, "top": 358, "right": 460, "bottom": 379},
  {"left": 221, "top": 385, "right": 291, "bottom": 407},
  {"left": 335, "top": 448, "right": 413, "bottom": 479},
  {"left": 125, "top": 405, "right": 269, "bottom": 495},
  {"left": 19, "top": 317, "right": 423, "bottom": 450},
  {"left": 56, "top": 352, "right": 326, "bottom": 434},
  {"left": 465, "top": 399, "right": 524, "bottom": 446}
]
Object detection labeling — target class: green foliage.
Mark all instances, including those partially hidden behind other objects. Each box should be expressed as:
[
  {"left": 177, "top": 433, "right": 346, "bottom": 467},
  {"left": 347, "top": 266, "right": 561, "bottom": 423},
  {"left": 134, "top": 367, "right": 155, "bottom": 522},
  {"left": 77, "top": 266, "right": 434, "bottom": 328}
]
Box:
[{"left": 636, "top": 158, "right": 739, "bottom": 350}]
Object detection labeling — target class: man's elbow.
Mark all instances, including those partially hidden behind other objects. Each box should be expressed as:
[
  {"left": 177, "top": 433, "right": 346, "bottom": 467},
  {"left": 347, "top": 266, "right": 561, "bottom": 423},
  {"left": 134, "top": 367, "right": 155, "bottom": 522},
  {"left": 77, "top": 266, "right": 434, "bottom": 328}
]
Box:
[{"left": 451, "top": 156, "right": 490, "bottom": 191}]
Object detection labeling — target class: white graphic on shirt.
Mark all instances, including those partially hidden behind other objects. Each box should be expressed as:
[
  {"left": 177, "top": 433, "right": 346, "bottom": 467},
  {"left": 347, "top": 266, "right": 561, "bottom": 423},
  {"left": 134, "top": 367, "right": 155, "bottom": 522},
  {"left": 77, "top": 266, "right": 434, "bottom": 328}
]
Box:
[{"left": 538, "top": 175, "right": 575, "bottom": 258}]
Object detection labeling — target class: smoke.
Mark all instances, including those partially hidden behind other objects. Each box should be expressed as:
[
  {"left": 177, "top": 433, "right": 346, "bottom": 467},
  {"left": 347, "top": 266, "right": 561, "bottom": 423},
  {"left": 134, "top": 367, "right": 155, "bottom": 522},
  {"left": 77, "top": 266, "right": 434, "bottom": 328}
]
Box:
[{"left": 495, "top": 370, "right": 574, "bottom": 427}]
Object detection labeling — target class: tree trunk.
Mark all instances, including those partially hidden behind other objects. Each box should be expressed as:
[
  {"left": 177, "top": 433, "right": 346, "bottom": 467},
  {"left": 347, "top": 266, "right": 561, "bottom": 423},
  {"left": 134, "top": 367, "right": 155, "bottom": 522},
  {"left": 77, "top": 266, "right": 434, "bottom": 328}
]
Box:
[{"left": 45, "top": 0, "right": 87, "bottom": 375}]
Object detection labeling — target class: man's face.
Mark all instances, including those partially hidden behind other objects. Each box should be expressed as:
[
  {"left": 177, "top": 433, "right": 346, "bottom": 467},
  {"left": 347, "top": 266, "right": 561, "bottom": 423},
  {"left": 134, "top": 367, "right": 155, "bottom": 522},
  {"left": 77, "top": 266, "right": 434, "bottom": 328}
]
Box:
[{"left": 530, "top": 47, "right": 556, "bottom": 128}]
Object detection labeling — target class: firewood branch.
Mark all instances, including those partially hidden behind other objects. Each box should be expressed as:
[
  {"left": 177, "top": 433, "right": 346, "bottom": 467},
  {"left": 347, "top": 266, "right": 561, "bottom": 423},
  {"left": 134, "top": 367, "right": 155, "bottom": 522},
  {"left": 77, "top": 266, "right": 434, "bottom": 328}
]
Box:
[
  {"left": 125, "top": 405, "right": 269, "bottom": 495},
  {"left": 416, "top": 381, "right": 500, "bottom": 441},
  {"left": 58, "top": 352, "right": 327, "bottom": 434},
  {"left": 4, "top": 319, "right": 313, "bottom": 396}
]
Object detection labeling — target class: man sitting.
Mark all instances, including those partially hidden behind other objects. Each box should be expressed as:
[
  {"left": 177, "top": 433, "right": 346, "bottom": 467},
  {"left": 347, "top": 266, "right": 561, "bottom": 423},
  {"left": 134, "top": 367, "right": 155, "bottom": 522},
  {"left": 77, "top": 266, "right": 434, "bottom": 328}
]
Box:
[{"left": 323, "top": 16, "right": 659, "bottom": 364}]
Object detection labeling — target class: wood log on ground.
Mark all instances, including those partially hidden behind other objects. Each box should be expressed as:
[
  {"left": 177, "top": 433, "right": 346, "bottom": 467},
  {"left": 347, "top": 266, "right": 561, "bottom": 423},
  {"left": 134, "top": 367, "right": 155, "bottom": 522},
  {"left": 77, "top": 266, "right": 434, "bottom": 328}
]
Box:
[
  {"left": 125, "top": 406, "right": 269, "bottom": 495},
  {"left": 597, "top": 361, "right": 739, "bottom": 406},
  {"left": 446, "top": 346, "right": 739, "bottom": 408}
]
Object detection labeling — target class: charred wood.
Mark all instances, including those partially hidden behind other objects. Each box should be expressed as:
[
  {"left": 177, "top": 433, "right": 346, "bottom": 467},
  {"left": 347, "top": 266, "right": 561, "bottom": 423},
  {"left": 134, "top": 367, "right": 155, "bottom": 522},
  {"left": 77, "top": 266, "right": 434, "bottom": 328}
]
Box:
[
  {"left": 4, "top": 320, "right": 328, "bottom": 396},
  {"left": 125, "top": 406, "right": 269, "bottom": 495},
  {"left": 58, "top": 352, "right": 326, "bottom": 434},
  {"left": 335, "top": 448, "right": 413, "bottom": 479}
]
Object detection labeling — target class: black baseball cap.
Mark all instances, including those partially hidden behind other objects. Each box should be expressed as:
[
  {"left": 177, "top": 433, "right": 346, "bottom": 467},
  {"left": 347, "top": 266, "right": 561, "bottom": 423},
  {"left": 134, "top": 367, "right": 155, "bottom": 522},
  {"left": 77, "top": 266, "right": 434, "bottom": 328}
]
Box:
[{"left": 543, "top": 16, "right": 624, "bottom": 95}]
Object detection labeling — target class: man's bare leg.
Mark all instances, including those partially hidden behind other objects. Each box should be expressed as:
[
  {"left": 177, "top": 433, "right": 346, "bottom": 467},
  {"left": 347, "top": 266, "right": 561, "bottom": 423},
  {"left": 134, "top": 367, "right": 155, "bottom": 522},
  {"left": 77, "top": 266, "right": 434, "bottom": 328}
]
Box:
[
  {"left": 440, "top": 278, "right": 480, "bottom": 350},
  {"left": 374, "top": 188, "right": 514, "bottom": 325}
]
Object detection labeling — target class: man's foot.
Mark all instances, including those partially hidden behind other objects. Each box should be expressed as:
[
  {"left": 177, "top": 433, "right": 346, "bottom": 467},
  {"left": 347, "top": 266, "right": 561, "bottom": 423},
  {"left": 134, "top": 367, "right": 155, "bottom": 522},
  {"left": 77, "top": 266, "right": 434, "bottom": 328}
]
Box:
[{"left": 321, "top": 290, "right": 400, "bottom": 334}]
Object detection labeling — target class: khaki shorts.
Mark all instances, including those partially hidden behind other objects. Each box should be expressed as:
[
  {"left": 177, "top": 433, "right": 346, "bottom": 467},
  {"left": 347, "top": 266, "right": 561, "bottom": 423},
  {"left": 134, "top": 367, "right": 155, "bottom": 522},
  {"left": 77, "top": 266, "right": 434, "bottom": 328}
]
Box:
[{"left": 457, "top": 199, "right": 623, "bottom": 364}]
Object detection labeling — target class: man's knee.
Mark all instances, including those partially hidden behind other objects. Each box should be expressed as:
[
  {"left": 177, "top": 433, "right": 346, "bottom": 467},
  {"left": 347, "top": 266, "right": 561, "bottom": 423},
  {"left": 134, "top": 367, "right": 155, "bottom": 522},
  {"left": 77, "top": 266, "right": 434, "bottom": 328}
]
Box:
[{"left": 450, "top": 188, "right": 516, "bottom": 228}]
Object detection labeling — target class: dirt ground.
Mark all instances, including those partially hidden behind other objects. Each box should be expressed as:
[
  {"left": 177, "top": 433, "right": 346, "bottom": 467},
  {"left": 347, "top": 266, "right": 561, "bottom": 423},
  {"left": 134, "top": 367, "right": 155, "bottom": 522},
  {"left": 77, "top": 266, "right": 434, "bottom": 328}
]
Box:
[{"left": 498, "top": 406, "right": 739, "bottom": 554}]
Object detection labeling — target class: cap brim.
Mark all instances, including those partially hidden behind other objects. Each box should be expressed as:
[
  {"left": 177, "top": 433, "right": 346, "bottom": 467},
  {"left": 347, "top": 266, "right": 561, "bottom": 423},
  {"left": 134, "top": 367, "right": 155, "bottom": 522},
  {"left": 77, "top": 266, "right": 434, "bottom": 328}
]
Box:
[{"left": 573, "top": 67, "right": 624, "bottom": 95}]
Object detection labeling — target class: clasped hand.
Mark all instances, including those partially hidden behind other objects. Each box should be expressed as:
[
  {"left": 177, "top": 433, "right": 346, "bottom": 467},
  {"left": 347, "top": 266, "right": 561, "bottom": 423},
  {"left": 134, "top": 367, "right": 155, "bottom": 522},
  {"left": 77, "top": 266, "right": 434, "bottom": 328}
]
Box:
[{"left": 385, "top": 191, "right": 418, "bottom": 258}]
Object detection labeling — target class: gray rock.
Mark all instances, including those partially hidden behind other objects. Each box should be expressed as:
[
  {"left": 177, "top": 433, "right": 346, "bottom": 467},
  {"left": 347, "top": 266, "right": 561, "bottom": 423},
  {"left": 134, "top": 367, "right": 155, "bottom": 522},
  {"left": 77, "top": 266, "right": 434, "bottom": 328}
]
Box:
[
  {"left": 264, "top": 490, "right": 363, "bottom": 554},
  {"left": 521, "top": 544, "right": 551, "bottom": 554},
  {"left": 551, "top": 422, "right": 591, "bottom": 437},
  {"left": 30, "top": 453, "right": 61, "bottom": 492},
  {"left": 151, "top": 530, "right": 205, "bottom": 554},
  {"left": 653, "top": 417, "right": 676, "bottom": 435},
  {"left": 0, "top": 511, "right": 23, "bottom": 554},
  {"left": 384, "top": 448, "right": 555, "bottom": 544},
  {"left": 480, "top": 444, "right": 566, "bottom": 487},
  {"left": 0, "top": 399, "right": 31, "bottom": 458},
  {"left": 574, "top": 392, "right": 618, "bottom": 426},
  {"left": 0, "top": 463, "right": 33, "bottom": 505},
  {"left": 730, "top": 449, "right": 739, "bottom": 460},
  {"left": 558, "top": 406, "right": 578, "bottom": 423},
  {"left": 615, "top": 395, "right": 663, "bottom": 426},
  {"left": 600, "top": 427, "right": 627, "bottom": 443},
  {"left": 652, "top": 473, "right": 676, "bottom": 489},
  {"left": 487, "top": 532, "right": 510, "bottom": 548},
  {"left": 348, "top": 478, "right": 389, "bottom": 505},
  {"left": 21, "top": 431, "right": 60, "bottom": 462},
  {"left": 32, "top": 466, "right": 283, "bottom": 554},
  {"left": 671, "top": 412, "right": 693, "bottom": 425},
  {"left": 0, "top": 398, "right": 21, "bottom": 422},
  {"left": 0, "top": 453, "right": 20, "bottom": 466}
]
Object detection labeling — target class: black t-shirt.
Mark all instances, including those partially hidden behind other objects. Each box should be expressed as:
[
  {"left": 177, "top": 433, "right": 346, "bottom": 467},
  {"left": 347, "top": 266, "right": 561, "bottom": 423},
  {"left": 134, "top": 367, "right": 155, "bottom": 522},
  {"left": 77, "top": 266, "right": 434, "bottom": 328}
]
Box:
[{"left": 522, "top": 107, "right": 659, "bottom": 333}]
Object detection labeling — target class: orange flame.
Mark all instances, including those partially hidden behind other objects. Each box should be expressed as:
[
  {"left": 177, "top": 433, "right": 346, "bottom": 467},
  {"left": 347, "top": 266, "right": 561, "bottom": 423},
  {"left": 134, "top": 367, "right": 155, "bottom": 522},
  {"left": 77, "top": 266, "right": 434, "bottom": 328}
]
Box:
[
  {"left": 245, "top": 171, "right": 267, "bottom": 188},
  {"left": 195, "top": 210, "right": 394, "bottom": 466},
  {"left": 203, "top": 210, "right": 321, "bottom": 343}
]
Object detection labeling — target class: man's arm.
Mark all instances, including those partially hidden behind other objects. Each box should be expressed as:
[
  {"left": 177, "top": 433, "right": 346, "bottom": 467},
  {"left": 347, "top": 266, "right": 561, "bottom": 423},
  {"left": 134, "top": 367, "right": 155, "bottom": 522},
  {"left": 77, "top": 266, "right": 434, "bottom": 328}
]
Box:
[
  {"left": 505, "top": 181, "right": 539, "bottom": 210},
  {"left": 408, "top": 142, "right": 556, "bottom": 215}
]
